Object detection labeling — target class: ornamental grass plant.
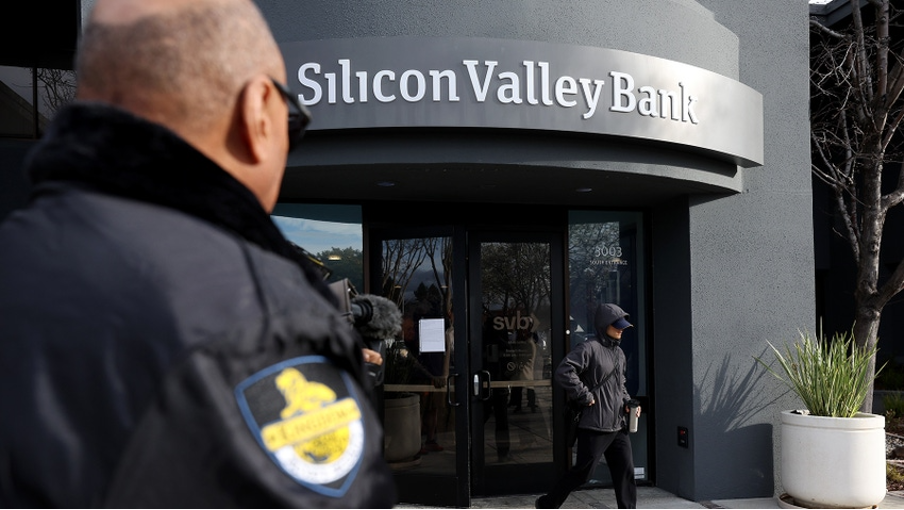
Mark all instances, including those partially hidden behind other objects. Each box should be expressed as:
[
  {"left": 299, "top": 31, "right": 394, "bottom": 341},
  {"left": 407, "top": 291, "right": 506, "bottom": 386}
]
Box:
[{"left": 755, "top": 327, "right": 884, "bottom": 417}]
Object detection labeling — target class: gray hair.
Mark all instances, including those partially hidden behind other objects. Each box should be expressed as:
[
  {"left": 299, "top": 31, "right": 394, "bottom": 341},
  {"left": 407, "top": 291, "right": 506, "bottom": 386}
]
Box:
[{"left": 76, "top": 0, "right": 282, "bottom": 130}]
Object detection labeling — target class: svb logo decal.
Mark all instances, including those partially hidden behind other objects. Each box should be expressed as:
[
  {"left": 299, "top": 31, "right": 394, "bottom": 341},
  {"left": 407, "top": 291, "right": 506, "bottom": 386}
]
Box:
[{"left": 235, "top": 356, "right": 365, "bottom": 497}]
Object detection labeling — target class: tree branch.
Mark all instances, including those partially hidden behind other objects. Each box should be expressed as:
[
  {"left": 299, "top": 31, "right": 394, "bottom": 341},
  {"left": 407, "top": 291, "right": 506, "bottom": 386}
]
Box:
[
  {"left": 810, "top": 18, "right": 848, "bottom": 40},
  {"left": 812, "top": 129, "right": 862, "bottom": 261},
  {"left": 883, "top": 161, "right": 904, "bottom": 211},
  {"left": 876, "top": 257, "right": 904, "bottom": 309},
  {"left": 880, "top": 98, "right": 904, "bottom": 151},
  {"left": 887, "top": 59, "right": 904, "bottom": 109},
  {"left": 851, "top": 0, "right": 875, "bottom": 107}
]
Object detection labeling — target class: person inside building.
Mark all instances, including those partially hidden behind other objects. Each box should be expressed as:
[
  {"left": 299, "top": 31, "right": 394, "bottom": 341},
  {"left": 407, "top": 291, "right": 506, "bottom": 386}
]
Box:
[
  {"left": 0, "top": 0, "right": 396, "bottom": 507},
  {"left": 482, "top": 309, "right": 512, "bottom": 461},
  {"left": 536, "top": 303, "right": 641, "bottom": 509},
  {"left": 508, "top": 326, "right": 539, "bottom": 413},
  {"left": 400, "top": 308, "right": 451, "bottom": 455}
]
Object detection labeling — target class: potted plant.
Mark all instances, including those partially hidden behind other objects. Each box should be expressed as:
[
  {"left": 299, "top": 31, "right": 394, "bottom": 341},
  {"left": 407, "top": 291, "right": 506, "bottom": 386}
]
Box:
[{"left": 756, "top": 327, "right": 886, "bottom": 509}]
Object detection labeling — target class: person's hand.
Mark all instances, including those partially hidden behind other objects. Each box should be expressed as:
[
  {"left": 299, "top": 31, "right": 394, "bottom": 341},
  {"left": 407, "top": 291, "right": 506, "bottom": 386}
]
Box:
[
  {"left": 588, "top": 398, "right": 595, "bottom": 406},
  {"left": 432, "top": 376, "right": 447, "bottom": 389},
  {"left": 362, "top": 348, "right": 383, "bottom": 365},
  {"left": 624, "top": 404, "right": 641, "bottom": 417}
]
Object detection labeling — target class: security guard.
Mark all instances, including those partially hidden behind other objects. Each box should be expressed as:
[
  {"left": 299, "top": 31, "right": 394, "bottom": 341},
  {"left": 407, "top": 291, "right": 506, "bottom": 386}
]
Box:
[{"left": 0, "top": 0, "right": 395, "bottom": 507}]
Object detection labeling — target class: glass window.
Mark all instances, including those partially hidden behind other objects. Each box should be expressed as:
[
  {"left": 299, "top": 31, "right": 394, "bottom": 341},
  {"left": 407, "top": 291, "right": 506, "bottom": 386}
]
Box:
[
  {"left": 271, "top": 203, "right": 364, "bottom": 291},
  {"left": 568, "top": 211, "right": 645, "bottom": 393},
  {"left": 568, "top": 210, "right": 648, "bottom": 483},
  {"left": 378, "top": 234, "right": 456, "bottom": 475}
]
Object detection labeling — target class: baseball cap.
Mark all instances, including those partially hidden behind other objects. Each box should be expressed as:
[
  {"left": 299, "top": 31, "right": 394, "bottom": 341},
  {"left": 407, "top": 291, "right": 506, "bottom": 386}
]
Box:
[{"left": 611, "top": 317, "right": 633, "bottom": 330}]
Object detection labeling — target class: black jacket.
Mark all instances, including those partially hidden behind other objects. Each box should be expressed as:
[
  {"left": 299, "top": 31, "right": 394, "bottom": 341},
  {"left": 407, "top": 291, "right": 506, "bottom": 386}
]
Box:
[
  {"left": 556, "top": 335, "right": 630, "bottom": 433},
  {"left": 0, "top": 103, "right": 396, "bottom": 508}
]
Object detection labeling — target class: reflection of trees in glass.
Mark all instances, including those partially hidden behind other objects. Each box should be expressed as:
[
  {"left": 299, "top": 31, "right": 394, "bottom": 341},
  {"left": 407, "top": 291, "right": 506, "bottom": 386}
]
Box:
[
  {"left": 481, "top": 242, "right": 550, "bottom": 315},
  {"left": 410, "top": 281, "right": 444, "bottom": 319},
  {"left": 382, "top": 238, "right": 430, "bottom": 307},
  {"left": 569, "top": 222, "right": 621, "bottom": 268},
  {"left": 569, "top": 222, "right": 624, "bottom": 331},
  {"left": 316, "top": 247, "right": 363, "bottom": 291},
  {"left": 381, "top": 237, "right": 453, "bottom": 318},
  {"left": 380, "top": 237, "right": 453, "bottom": 387},
  {"left": 434, "top": 237, "right": 453, "bottom": 316}
]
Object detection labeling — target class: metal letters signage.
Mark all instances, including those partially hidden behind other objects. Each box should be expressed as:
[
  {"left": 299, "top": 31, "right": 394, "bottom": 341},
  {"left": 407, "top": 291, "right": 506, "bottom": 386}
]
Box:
[{"left": 280, "top": 37, "right": 763, "bottom": 167}]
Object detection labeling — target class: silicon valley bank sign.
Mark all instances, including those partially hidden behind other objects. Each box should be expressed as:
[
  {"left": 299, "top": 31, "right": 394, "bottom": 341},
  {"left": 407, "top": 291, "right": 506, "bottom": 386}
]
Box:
[{"left": 280, "top": 37, "right": 763, "bottom": 167}]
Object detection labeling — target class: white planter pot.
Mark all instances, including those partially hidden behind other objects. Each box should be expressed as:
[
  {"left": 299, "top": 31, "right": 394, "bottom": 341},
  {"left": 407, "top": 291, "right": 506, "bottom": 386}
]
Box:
[{"left": 781, "top": 410, "right": 886, "bottom": 509}]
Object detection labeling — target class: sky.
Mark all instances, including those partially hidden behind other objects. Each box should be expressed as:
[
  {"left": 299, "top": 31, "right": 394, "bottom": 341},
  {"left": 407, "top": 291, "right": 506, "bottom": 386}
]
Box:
[{"left": 271, "top": 216, "right": 362, "bottom": 256}]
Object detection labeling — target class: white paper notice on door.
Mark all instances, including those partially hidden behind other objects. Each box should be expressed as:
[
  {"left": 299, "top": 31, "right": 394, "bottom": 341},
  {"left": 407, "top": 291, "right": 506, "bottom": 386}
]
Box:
[{"left": 418, "top": 318, "right": 446, "bottom": 353}]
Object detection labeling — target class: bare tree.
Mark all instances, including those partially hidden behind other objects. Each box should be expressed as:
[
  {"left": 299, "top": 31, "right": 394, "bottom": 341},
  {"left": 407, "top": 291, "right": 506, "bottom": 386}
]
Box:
[
  {"left": 481, "top": 242, "right": 550, "bottom": 315},
  {"left": 35, "top": 68, "right": 76, "bottom": 116},
  {"left": 810, "top": 0, "right": 904, "bottom": 411},
  {"left": 381, "top": 238, "right": 429, "bottom": 309}
]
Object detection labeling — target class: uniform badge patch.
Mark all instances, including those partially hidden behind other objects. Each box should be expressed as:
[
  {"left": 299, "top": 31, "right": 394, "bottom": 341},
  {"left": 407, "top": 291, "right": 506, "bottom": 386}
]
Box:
[{"left": 235, "top": 355, "right": 365, "bottom": 497}]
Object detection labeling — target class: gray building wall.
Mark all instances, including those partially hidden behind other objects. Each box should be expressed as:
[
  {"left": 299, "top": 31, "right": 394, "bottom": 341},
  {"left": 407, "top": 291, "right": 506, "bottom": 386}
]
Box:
[
  {"left": 651, "top": 1, "right": 813, "bottom": 501},
  {"left": 679, "top": 2, "right": 812, "bottom": 500},
  {"left": 0, "top": 0, "right": 807, "bottom": 503},
  {"left": 255, "top": 0, "right": 813, "bottom": 502}
]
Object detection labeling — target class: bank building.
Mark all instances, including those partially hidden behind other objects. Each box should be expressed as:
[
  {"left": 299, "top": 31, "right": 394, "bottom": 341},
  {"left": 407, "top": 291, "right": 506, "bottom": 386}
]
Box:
[{"left": 1, "top": 1, "right": 836, "bottom": 507}]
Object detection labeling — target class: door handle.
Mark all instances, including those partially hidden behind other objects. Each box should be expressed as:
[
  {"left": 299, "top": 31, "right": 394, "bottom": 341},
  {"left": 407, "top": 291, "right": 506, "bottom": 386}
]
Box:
[
  {"left": 473, "top": 370, "right": 491, "bottom": 401},
  {"left": 447, "top": 372, "right": 460, "bottom": 407}
]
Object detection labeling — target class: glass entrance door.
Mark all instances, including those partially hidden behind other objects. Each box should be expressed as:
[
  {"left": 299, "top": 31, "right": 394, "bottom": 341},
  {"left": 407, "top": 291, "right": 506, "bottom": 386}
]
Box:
[
  {"left": 468, "top": 231, "right": 565, "bottom": 496},
  {"left": 309, "top": 205, "right": 647, "bottom": 506},
  {"left": 371, "top": 228, "right": 470, "bottom": 507},
  {"left": 370, "top": 227, "right": 566, "bottom": 505}
]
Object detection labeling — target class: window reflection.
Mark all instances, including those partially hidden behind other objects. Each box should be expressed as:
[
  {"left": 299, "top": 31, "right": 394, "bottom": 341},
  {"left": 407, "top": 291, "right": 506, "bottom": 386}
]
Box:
[
  {"left": 568, "top": 213, "right": 640, "bottom": 354},
  {"left": 380, "top": 235, "right": 455, "bottom": 473},
  {"left": 271, "top": 203, "right": 363, "bottom": 289}
]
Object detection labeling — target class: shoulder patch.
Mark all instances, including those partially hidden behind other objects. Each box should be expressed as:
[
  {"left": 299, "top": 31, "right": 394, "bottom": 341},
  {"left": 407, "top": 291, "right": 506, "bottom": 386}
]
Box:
[{"left": 235, "top": 356, "right": 365, "bottom": 497}]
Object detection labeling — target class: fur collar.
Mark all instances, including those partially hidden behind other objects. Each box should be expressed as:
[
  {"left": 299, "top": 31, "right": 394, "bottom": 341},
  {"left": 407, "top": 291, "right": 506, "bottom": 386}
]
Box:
[{"left": 25, "top": 102, "right": 337, "bottom": 305}]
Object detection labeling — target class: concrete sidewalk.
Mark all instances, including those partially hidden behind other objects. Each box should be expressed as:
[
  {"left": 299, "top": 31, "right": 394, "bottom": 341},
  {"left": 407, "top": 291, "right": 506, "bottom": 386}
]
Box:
[{"left": 397, "top": 486, "right": 904, "bottom": 509}]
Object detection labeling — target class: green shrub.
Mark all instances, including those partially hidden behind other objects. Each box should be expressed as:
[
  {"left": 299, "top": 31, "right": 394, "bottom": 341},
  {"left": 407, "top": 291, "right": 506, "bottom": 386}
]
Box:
[
  {"left": 888, "top": 463, "right": 904, "bottom": 485},
  {"left": 755, "top": 327, "right": 884, "bottom": 417}
]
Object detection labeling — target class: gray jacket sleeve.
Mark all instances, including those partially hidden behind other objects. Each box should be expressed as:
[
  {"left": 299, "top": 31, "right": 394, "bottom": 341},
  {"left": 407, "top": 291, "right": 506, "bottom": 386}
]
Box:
[{"left": 555, "top": 342, "right": 594, "bottom": 406}]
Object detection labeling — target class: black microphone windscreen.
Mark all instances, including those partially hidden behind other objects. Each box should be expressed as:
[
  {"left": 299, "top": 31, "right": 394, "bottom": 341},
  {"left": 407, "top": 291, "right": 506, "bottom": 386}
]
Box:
[{"left": 350, "top": 294, "right": 402, "bottom": 340}]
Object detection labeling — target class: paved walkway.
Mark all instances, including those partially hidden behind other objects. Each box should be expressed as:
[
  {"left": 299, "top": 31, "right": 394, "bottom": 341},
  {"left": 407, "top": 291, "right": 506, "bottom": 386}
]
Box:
[{"left": 397, "top": 486, "right": 904, "bottom": 509}]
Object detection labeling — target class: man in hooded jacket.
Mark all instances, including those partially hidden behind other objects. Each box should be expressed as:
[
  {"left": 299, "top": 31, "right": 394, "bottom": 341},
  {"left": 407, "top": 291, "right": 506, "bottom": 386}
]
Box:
[
  {"left": 0, "top": 0, "right": 395, "bottom": 507},
  {"left": 536, "top": 303, "right": 640, "bottom": 509}
]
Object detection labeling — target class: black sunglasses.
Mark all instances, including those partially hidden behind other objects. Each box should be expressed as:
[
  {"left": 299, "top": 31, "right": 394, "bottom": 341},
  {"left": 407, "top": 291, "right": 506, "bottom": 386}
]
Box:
[{"left": 270, "top": 78, "right": 311, "bottom": 151}]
